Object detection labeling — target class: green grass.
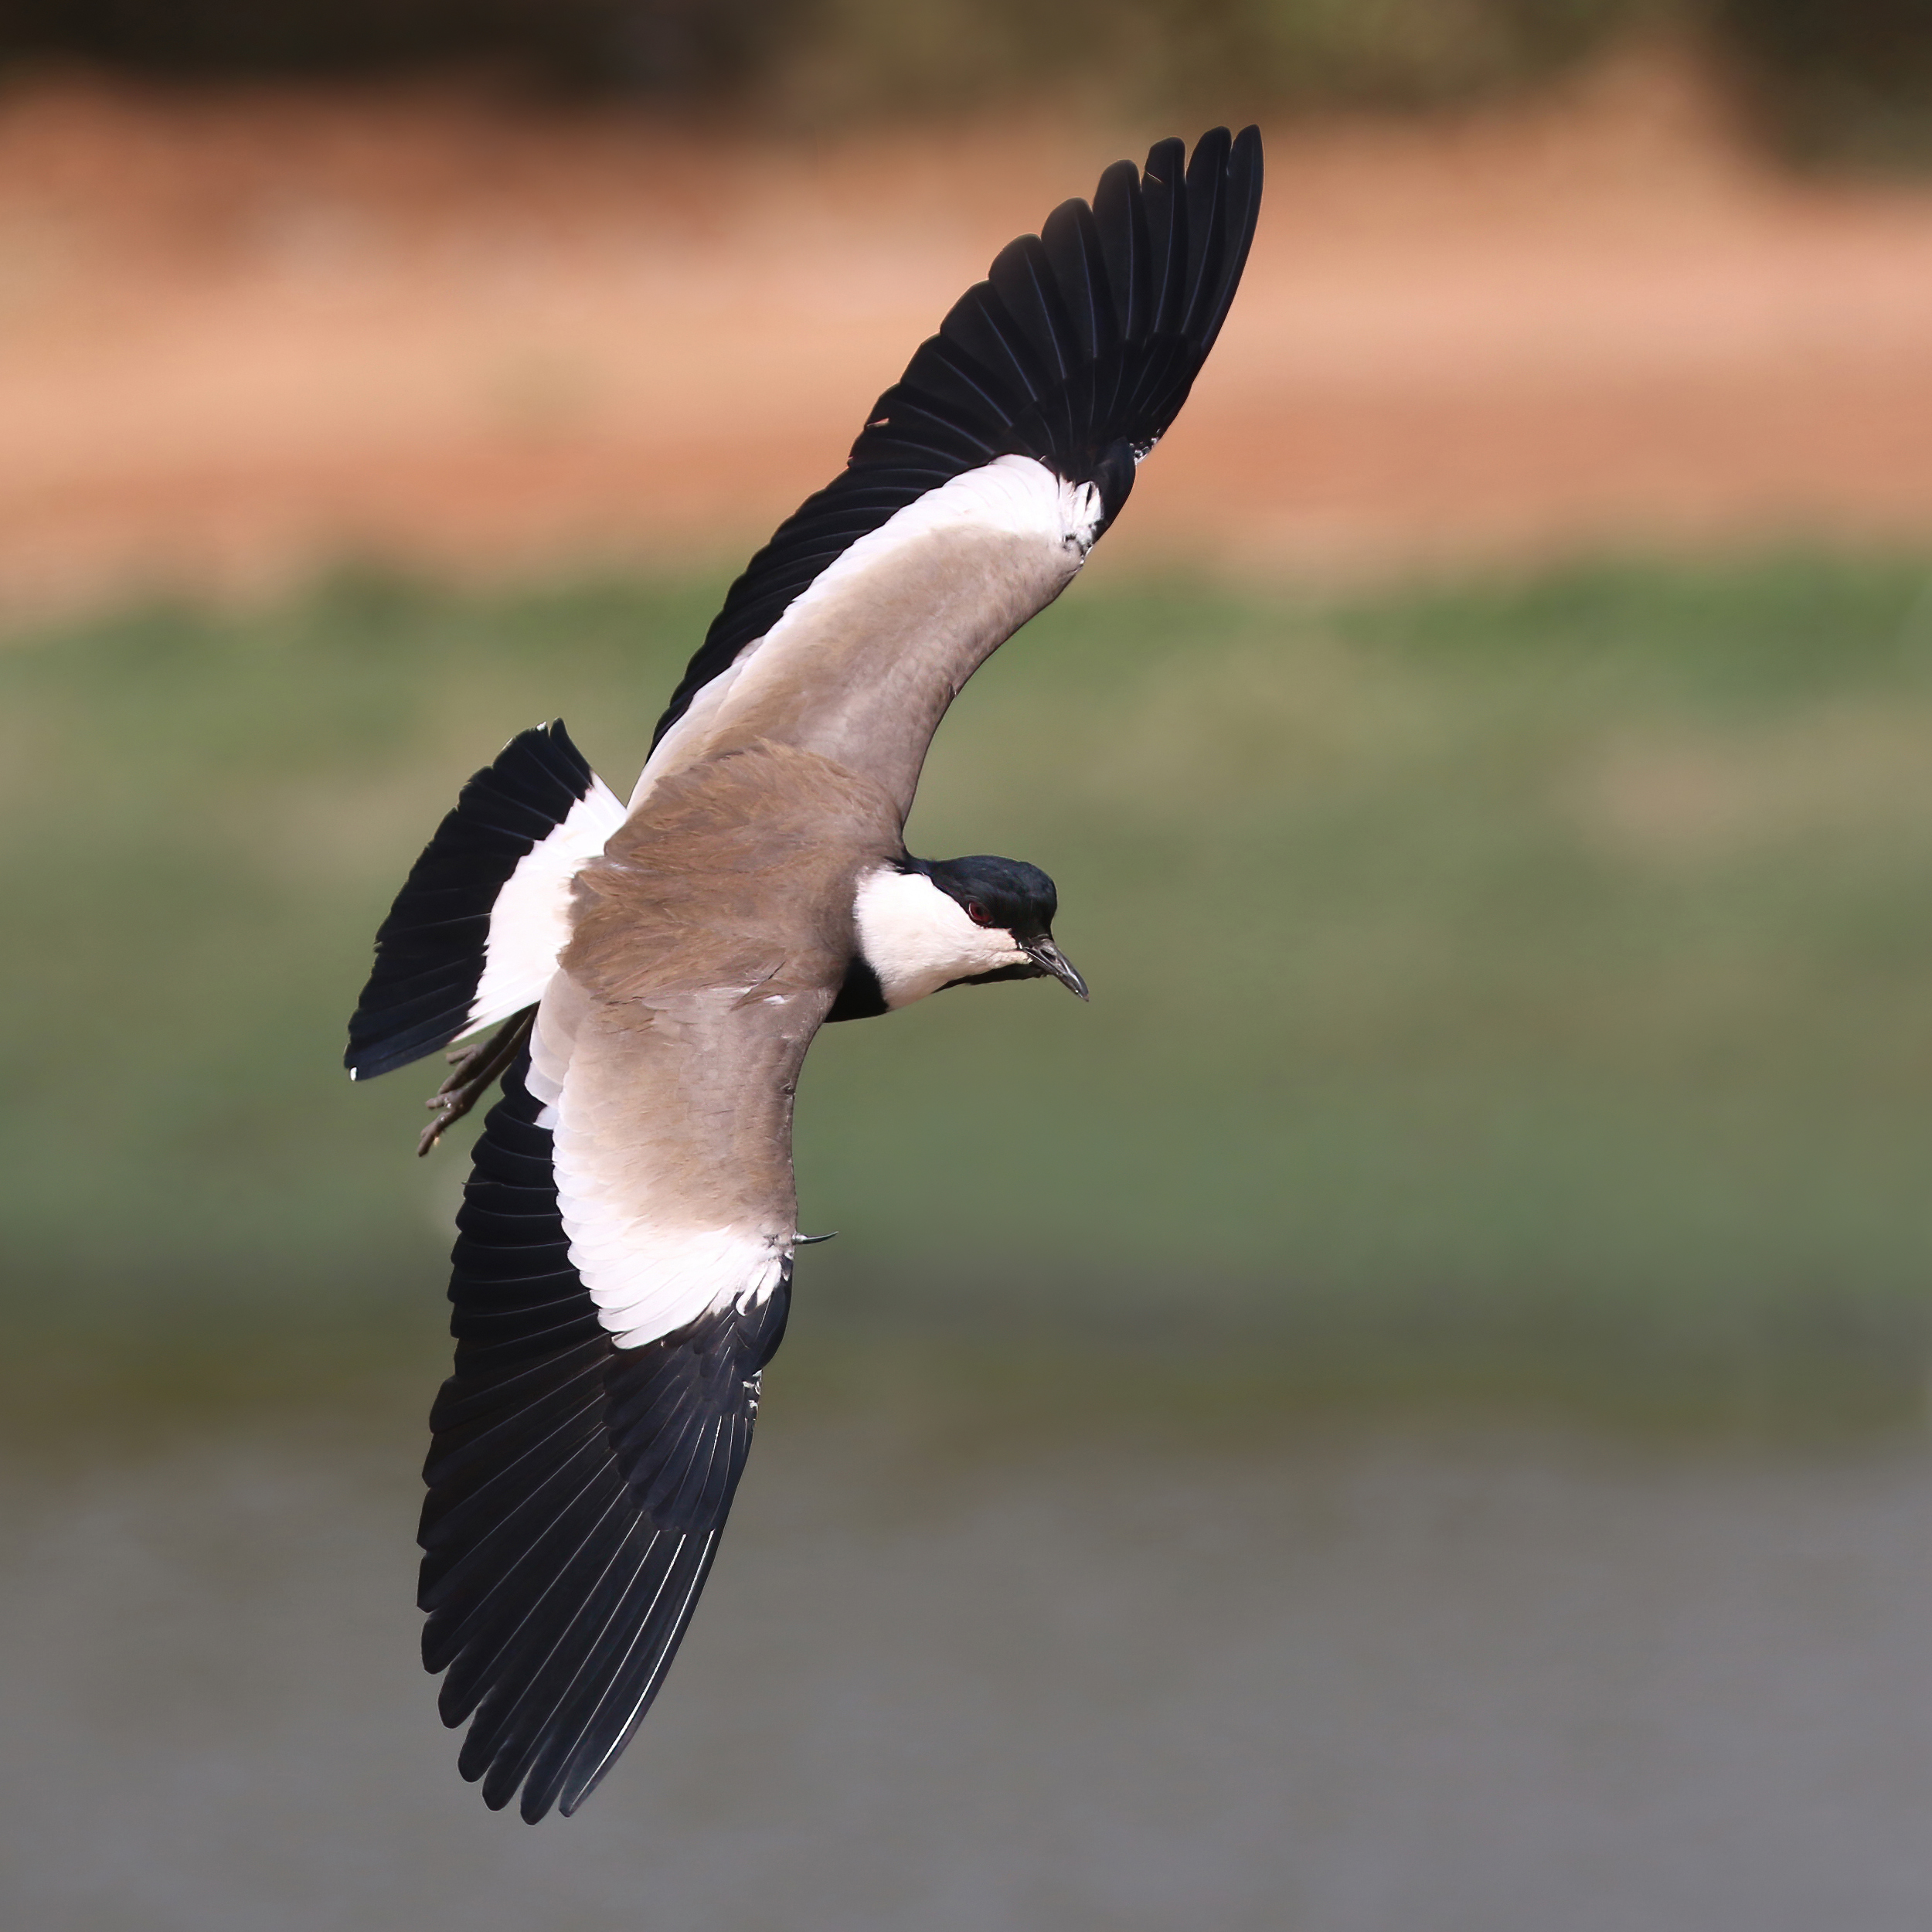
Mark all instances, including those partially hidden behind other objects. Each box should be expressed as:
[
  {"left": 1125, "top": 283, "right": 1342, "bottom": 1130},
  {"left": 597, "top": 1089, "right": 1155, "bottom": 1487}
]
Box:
[{"left": 6, "top": 553, "right": 1932, "bottom": 1423}]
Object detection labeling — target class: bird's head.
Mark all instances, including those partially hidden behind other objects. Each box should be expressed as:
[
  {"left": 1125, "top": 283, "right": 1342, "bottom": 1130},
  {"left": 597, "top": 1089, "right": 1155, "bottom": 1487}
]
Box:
[
  {"left": 848, "top": 855, "right": 1089, "bottom": 1012},
  {"left": 920, "top": 855, "right": 1089, "bottom": 998}
]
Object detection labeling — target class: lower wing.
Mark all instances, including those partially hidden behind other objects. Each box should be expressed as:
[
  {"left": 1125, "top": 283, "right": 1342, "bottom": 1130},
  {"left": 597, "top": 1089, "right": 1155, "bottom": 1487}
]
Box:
[{"left": 419, "top": 1054, "right": 791, "bottom": 1823}]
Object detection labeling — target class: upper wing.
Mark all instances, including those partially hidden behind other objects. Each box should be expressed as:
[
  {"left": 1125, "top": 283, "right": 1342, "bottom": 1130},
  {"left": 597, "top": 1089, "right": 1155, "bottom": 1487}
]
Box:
[{"left": 632, "top": 125, "right": 1264, "bottom": 825}]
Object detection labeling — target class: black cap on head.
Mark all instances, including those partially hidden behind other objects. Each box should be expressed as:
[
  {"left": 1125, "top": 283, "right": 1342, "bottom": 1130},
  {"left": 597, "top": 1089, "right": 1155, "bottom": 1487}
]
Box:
[
  {"left": 912, "top": 854, "right": 1088, "bottom": 999},
  {"left": 916, "top": 855, "right": 1059, "bottom": 941}
]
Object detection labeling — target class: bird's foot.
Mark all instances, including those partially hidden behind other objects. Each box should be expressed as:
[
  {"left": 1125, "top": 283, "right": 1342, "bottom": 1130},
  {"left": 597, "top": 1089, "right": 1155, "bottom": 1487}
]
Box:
[{"left": 417, "top": 1007, "right": 536, "bottom": 1157}]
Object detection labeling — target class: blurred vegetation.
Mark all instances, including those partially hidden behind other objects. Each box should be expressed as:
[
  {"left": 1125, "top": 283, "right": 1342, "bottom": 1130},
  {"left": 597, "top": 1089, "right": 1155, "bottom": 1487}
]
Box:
[
  {"left": 0, "top": 1, "right": 1926, "bottom": 165},
  {"left": 0, "top": 0, "right": 774, "bottom": 94},
  {"left": 1716, "top": 0, "right": 1932, "bottom": 165},
  {"left": 5, "top": 554, "right": 1932, "bottom": 1429}
]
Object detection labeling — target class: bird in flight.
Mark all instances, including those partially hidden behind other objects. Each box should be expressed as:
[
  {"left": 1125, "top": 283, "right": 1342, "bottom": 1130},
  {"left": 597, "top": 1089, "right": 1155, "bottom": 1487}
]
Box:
[{"left": 346, "top": 126, "right": 1262, "bottom": 1821}]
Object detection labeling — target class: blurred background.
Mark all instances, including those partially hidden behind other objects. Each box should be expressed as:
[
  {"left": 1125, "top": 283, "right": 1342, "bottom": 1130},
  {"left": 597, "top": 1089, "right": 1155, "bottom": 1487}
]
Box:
[{"left": 7, "top": 5, "right": 1932, "bottom": 1928}]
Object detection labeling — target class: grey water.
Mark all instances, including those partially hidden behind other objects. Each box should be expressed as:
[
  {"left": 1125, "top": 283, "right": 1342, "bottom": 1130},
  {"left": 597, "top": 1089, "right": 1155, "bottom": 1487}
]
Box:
[{"left": 5, "top": 1399, "right": 1932, "bottom": 1932}]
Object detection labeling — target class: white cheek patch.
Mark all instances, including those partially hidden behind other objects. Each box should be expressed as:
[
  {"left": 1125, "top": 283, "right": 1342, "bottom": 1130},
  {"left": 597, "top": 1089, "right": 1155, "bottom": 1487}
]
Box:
[
  {"left": 852, "top": 867, "right": 1029, "bottom": 1009},
  {"left": 462, "top": 779, "right": 628, "bottom": 1038}
]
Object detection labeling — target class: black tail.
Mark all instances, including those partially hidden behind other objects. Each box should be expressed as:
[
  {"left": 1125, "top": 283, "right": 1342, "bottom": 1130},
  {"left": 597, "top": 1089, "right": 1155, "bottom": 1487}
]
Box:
[{"left": 346, "top": 721, "right": 619, "bottom": 1081}]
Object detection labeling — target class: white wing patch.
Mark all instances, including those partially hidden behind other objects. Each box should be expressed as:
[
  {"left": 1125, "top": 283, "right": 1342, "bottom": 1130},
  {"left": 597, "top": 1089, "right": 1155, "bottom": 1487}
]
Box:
[
  {"left": 461, "top": 777, "right": 628, "bottom": 1038},
  {"left": 526, "top": 978, "right": 793, "bottom": 1352},
  {"left": 555, "top": 1201, "right": 786, "bottom": 1352},
  {"left": 713, "top": 454, "right": 1101, "bottom": 721},
  {"left": 650, "top": 456, "right": 1102, "bottom": 783},
  {"left": 772, "top": 456, "right": 1105, "bottom": 620}
]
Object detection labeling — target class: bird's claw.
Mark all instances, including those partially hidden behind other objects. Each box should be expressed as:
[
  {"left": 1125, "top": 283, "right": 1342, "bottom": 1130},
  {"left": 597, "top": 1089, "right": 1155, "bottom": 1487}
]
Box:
[{"left": 415, "top": 1007, "right": 536, "bottom": 1158}]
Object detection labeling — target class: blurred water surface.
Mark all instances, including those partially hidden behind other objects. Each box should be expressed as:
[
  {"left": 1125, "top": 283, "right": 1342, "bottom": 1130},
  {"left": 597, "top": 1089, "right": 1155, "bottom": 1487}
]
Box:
[{"left": 5, "top": 1399, "right": 1930, "bottom": 1932}]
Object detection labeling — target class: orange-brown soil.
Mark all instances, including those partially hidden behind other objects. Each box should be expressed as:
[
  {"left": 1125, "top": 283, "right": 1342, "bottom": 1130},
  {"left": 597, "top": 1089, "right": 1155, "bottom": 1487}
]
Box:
[{"left": 5, "top": 58, "right": 1932, "bottom": 613}]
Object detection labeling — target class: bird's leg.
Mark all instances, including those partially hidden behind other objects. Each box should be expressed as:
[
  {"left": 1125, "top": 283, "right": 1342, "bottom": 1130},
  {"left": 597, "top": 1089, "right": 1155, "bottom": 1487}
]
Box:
[{"left": 418, "top": 1006, "right": 537, "bottom": 1158}]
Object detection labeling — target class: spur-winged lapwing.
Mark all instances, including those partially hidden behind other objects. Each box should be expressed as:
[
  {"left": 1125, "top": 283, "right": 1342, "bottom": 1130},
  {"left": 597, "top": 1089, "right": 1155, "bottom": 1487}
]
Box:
[{"left": 346, "top": 127, "right": 1262, "bottom": 1821}]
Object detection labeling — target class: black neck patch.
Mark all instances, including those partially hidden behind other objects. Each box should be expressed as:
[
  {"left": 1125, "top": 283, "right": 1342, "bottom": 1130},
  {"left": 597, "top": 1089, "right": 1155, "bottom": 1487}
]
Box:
[
  {"left": 944, "top": 961, "right": 1046, "bottom": 992},
  {"left": 825, "top": 954, "right": 889, "bottom": 1024}
]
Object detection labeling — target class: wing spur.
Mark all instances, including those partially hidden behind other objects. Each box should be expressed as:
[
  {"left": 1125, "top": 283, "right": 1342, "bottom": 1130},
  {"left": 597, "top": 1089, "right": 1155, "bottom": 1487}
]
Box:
[
  {"left": 652, "top": 124, "right": 1263, "bottom": 750},
  {"left": 420, "top": 1055, "right": 789, "bottom": 1822}
]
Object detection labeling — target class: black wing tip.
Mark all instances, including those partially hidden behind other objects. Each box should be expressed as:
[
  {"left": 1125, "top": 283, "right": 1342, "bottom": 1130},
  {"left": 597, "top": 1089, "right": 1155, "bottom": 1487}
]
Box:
[
  {"left": 345, "top": 1035, "right": 452, "bottom": 1081},
  {"left": 450, "top": 1524, "right": 725, "bottom": 1824}
]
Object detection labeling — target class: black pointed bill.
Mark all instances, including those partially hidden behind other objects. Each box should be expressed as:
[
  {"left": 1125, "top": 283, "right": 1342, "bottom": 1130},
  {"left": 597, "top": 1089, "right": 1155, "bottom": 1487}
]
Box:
[{"left": 1025, "top": 937, "right": 1090, "bottom": 1001}]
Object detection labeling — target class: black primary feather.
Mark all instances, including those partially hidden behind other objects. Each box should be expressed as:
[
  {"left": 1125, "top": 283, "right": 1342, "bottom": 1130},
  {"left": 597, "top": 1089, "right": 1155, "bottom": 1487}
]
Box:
[
  {"left": 420, "top": 1055, "right": 787, "bottom": 1822},
  {"left": 345, "top": 721, "right": 598, "bottom": 1080},
  {"left": 651, "top": 125, "right": 1263, "bottom": 751}
]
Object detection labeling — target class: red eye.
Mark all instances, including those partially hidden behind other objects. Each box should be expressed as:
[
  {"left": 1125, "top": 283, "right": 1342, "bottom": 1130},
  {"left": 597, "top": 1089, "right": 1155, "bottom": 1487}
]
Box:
[{"left": 965, "top": 901, "right": 992, "bottom": 926}]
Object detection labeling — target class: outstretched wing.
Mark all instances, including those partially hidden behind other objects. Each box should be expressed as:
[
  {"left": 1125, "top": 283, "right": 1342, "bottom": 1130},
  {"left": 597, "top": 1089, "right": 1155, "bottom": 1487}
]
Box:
[
  {"left": 423, "top": 866, "right": 835, "bottom": 1820},
  {"left": 634, "top": 126, "right": 1264, "bottom": 826},
  {"left": 422, "top": 1054, "right": 798, "bottom": 1823}
]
